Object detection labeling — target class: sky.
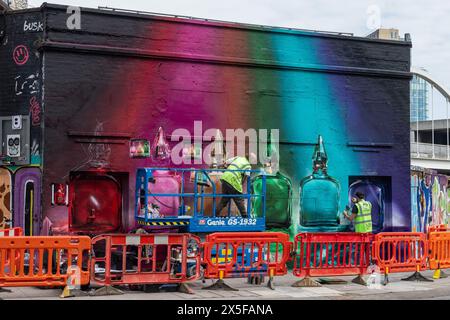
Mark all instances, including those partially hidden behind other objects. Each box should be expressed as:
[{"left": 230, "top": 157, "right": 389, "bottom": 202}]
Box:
[{"left": 26, "top": 0, "right": 450, "bottom": 104}]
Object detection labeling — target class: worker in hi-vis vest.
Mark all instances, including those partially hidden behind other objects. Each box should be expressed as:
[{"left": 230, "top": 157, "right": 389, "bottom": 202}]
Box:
[
  {"left": 344, "top": 191, "right": 373, "bottom": 233},
  {"left": 216, "top": 153, "right": 256, "bottom": 218}
]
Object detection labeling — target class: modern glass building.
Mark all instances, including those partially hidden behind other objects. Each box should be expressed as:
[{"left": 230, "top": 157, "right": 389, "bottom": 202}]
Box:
[{"left": 410, "top": 74, "right": 429, "bottom": 121}]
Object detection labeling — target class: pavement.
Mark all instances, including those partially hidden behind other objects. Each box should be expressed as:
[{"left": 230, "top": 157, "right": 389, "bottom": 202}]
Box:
[{"left": 1, "top": 270, "right": 450, "bottom": 300}]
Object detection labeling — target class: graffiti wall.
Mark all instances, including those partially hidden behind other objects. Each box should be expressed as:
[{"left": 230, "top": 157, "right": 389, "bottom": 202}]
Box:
[
  {"left": 41, "top": 5, "right": 411, "bottom": 234},
  {"left": 0, "top": 168, "right": 12, "bottom": 229},
  {"left": 0, "top": 9, "right": 43, "bottom": 231},
  {"left": 0, "top": 9, "right": 43, "bottom": 165},
  {"left": 411, "top": 166, "right": 449, "bottom": 232},
  {"left": 1, "top": 4, "right": 412, "bottom": 235}
]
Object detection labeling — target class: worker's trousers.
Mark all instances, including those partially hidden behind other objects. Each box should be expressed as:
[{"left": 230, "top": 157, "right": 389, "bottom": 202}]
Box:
[{"left": 216, "top": 180, "right": 248, "bottom": 218}]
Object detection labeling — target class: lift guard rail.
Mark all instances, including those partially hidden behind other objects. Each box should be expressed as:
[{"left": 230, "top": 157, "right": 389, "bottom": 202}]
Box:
[
  {"left": 90, "top": 233, "right": 201, "bottom": 292},
  {"left": 0, "top": 236, "right": 91, "bottom": 287},
  {"left": 135, "top": 168, "right": 267, "bottom": 232},
  {"left": 202, "top": 232, "right": 292, "bottom": 290},
  {"left": 292, "top": 232, "right": 373, "bottom": 286}
]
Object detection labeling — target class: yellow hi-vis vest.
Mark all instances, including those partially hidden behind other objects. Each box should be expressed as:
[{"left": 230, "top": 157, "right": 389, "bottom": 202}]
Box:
[
  {"left": 354, "top": 200, "right": 373, "bottom": 233},
  {"left": 220, "top": 156, "right": 251, "bottom": 193}
]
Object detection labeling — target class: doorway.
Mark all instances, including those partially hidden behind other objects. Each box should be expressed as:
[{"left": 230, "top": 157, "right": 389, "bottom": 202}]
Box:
[
  {"left": 0, "top": 168, "right": 12, "bottom": 229},
  {"left": 348, "top": 176, "right": 392, "bottom": 233},
  {"left": 13, "top": 167, "right": 41, "bottom": 235}
]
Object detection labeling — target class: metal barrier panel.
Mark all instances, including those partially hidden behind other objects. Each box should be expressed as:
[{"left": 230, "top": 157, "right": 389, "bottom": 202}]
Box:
[
  {"left": 429, "top": 231, "right": 450, "bottom": 270},
  {"left": 372, "top": 232, "right": 428, "bottom": 273},
  {"left": 293, "top": 232, "right": 373, "bottom": 278},
  {"left": 0, "top": 228, "right": 23, "bottom": 236},
  {"left": 91, "top": 233, "right": 201, "bottom": 286},
  {"left": 203, "top": 232, "right": 292, "bottom": 279},
  {"left": 0, "top": 236, "right": 91, "bottom": 287}
]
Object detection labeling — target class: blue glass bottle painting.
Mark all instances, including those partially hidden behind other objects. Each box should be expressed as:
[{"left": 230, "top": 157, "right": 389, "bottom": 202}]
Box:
[{"left": 299, "top": 135, "right": 347, "bottom": 232}]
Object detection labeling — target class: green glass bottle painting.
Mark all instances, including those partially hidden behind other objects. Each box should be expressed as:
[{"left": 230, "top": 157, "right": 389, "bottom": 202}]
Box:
[{"left": 252, "top": 130, "right": 292, "bottom": 225}]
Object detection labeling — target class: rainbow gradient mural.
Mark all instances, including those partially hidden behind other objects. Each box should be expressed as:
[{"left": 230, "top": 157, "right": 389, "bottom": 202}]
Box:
[{"left": 0, "top": 4, "right": 412, "bottom": 236}]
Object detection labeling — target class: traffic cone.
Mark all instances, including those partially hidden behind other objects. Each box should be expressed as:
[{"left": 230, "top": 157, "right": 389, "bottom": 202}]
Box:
[
  {"left": 59, "top": 286, "right": 74, "bottom": 298},
  {"left": 433, "top": 269, "right": 441, "bottom": 279},
  {"left": 433, "top": 263, "right": 448, "bottom": 279}
]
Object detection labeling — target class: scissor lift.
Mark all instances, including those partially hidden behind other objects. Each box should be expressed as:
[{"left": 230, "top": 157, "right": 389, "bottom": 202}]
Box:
[{"left": 135, "top": 168, "right": 266, "bottom": 232}]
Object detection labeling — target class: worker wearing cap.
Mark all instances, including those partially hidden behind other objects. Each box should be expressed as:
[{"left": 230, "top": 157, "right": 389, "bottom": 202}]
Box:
[
  {"left": 344, "top": 191, "right": 373, "bottom": 233},
  {"left": 216, "top": 154, "right": 255, "bottom": 218}
]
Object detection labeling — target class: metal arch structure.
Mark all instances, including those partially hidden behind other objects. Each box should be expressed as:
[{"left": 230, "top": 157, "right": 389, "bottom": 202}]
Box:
[
  {"left": 411, "top": 67, "right": 450, "bottom": 101},
  {"left": 410, "top": 67, "right": 450, "bottom": 171}
]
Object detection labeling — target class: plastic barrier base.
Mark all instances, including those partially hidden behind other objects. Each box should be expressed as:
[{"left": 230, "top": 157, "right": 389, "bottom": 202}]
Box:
[
  {"left": 202, "top": 279, "right": 239, "bottom": 291},
  {"left": 90, "top": 286, "right": 124, "bottom": 296},
  {"left": 351, "top": 275, "right": 367, "bottom": 286},
  {"left": 401, "top": 271, "right": 433, "bottom": 282},
  {"left": 292, "top": 276, "right": 322, "bottom": 287}
]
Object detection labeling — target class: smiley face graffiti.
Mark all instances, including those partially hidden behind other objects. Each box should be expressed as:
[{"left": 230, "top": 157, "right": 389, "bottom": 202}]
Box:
[{"left": 13, "top": 45, "right": 29, "bottom": 65}]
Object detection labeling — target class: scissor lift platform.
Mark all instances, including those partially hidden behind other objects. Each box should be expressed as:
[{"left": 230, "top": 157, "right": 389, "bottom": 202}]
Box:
[{"left": 135, "top": 168, "right": 267, "bottom": 233}]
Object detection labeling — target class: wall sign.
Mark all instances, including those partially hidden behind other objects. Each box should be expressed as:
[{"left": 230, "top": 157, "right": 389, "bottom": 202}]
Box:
[{"left": 130, "top": 139, "right": 150, "bottom": 158}]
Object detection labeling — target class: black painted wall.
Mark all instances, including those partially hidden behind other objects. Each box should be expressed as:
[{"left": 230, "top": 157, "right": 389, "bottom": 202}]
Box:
[
  {"left": 0, "top": 4, "right": 412, "bottom": 233},
  {"left": 0, "top": 9, "right": 43, "bottom": 165}
]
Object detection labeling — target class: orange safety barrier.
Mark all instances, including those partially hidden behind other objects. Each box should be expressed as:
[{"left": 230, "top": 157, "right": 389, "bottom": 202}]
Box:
[
  {"left": 428, "top": 225, "right": 449, "bottom": 233},
  {"left": 372, "top": 232, "right": 431, "bottom": 284},
  {"left": 202, "top": 232, "right": 292, "bottom": 290},
  {"left": 292, "top": 232, "right": 373, "bottom": 287},
  {"left": 90, "top": 233, "right": 201, "bottom": 294},
  {"left": 428, "top": 231, "right": 450, "bottom": 273},
  {"left": 0, "top": 236, "right": 91, "bottom": 287},
  {"left": 0, "top": 228, "right": 23, "bottom": 237}
]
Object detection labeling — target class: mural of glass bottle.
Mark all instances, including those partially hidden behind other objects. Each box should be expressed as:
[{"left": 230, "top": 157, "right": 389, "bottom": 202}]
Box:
[
  {"left": 192, "top": 129, "right": 227, "bottom": 217},
  {"left": 252, "top": 131, "right": 292, "bottom": 225},
  {"left": 147, "top": 126, "right": 181, "bottom": 226},
  {"left": 299, "top": 135, "right": 340, "bottom": 227},
  {"left": 151, "top": 126, "right": 171, "bottom": 162}
]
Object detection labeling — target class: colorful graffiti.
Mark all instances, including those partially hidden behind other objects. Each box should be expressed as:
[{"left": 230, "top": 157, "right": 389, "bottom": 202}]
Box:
[
  {"left": 12, "top": 44, "right": 29, "bottom": 65},
  {"left": 0, "top": 169, "right": 12, "bottom": 229},
  {"left": 411, "top": 166, "right": 449, "bottom": 232},
  {"left": 29, "top": 96, "right": 41, "bottom": 126},
  {"left": 1, "top": 6, "right": 412, "bottom": 234}
]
